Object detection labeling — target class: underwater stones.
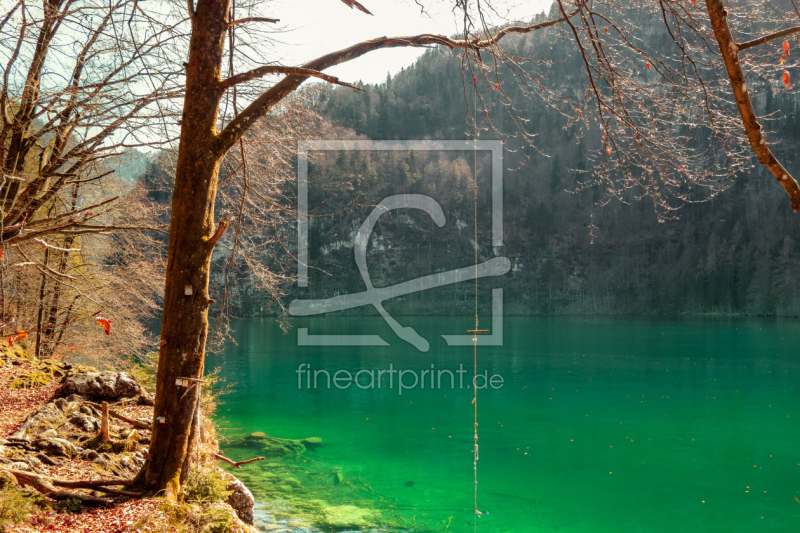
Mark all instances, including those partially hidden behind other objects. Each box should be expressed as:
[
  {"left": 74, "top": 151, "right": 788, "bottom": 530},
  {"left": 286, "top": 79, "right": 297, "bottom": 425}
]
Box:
[
  {"left": 238, "top": 433, "right": 307, "bottom": 457},
  {"left": 60, "top": 370, "right": 144, "bottom": 401},
  {"left": 301, "top": 437, "right": 322, "bottom": 448},
  {"left": 316, "top": 505, "right": 376, "bottom": 530},
  {"left": 282, "top": 476, "right": 301, "bottom": 489}
]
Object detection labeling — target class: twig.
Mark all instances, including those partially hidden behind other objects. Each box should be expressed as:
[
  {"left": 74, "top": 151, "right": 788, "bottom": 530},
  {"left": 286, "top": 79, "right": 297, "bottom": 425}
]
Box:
[
  {"left": 228, "top": 17, "right": 279, "bottom": 27},
  {"left": 33, "top": 238, "right": 80, "bottom": 252}
]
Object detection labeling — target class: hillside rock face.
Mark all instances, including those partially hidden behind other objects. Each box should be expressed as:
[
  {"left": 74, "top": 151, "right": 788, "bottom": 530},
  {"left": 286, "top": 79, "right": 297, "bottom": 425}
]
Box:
[{"left": 60, "top": 370, "right": 144, "bottom": 401}]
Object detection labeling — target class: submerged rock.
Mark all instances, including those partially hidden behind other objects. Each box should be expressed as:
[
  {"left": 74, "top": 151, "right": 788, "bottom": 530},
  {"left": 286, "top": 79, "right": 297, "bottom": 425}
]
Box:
[
  {"left": 316, "top": 505, "right": 376, "bottom": 530},
  {"left": 301, "top": 437, "right": 322, "bottom": 448},
  {"left": 238, "top": 431, "right": 310, "bottom": 457}
]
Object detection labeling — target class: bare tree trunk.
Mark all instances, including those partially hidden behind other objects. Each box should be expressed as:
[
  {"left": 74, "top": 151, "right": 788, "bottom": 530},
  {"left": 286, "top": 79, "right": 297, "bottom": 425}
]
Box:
[
  {"left": 50, "top": 296, "right": 77, "bottom": 354},
  {"left": 40, "top": 187, "right": 79, "bottom": 357},
  {"left": 133, "top": 0, "right": 230, "bottom": 499},
  {"left": 34, "top": 246, "right": 51, "bottom": 360}
]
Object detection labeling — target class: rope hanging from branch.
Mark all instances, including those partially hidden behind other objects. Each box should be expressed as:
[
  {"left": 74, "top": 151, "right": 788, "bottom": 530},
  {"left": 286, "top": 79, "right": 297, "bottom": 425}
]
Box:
[{"left": 468, "top": 73, "right": 489, "bottom": 527}]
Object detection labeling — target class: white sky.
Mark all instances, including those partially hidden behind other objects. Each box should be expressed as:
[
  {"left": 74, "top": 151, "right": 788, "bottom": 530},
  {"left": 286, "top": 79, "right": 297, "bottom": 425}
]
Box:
[{"left": 266, "top": 0, "right": 553, "bottom": 85}]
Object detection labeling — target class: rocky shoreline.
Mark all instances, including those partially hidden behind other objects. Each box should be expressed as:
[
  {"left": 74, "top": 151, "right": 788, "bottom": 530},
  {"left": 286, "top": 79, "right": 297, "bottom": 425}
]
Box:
[
  {"left": 0, "top": 346, "right": 258, "bottom": 533},
  {"left": 0, "top": 346, "right": 395, "bottom": 533}
]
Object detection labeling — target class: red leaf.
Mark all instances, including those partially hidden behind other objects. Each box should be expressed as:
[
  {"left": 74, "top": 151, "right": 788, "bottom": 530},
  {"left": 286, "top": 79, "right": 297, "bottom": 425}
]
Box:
[
  {"left": 0, "top": 248, "right": 4, "bottom": 260},
  {"left": 473, "top": 76, "right": 477, "bottom": 84},
  {"left": 495, "top": 83, "right": 500, "bottom": 89},
  {"left": 784, "top": 39, "right": 790, "bottom": 58},
  {"left": 484, "top": 109, "right": 488, "bottom": 116},
  {"left": 578, "top": 109, "right": 582, "bottom": 115},
  {"left": 96, "top": 316, "right": 111, "bottom": 335},
  {"left": 646, "top": 61, "right": 651, "bottom": 71},
  {"left": 784, "top": 70, "right": 791, "bottom": 88},
  {"left": 8, "top": 330, "right": 27, "bottom": 347},
  {"left": 605, "top": 26, "right": 609, "bottom": 33}
]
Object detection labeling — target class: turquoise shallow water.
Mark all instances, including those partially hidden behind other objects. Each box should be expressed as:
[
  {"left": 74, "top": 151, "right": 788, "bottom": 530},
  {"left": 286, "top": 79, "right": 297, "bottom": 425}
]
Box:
[{"left": 213, "top": 316, "right": 800, "bottom": 532}]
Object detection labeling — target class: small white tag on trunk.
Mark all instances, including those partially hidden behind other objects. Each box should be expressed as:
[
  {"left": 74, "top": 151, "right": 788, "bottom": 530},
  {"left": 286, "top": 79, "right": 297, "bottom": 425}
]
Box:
[{"left": 184, "top": 285, "right": 193, "bottom": 296}]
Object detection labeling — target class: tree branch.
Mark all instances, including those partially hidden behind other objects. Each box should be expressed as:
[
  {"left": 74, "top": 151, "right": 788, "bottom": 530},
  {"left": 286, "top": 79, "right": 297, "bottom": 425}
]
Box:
[
  {"left": 221, "top": 66, "right": 364, "bottom": 91},
  {"left": 706, "top": 0, "right": 800, "bottom": 211},
  {"left": 214, "top": 8, "right": 579, "bottom": 154},
  {"left": 738, "top": 25, "right": 800, "bottom": 52},
  {"left": 228, "top": 17, "right": 279, "bottom": 28},
  {"left": 213, "top": 453, "right": 266, "bottom": 469}
]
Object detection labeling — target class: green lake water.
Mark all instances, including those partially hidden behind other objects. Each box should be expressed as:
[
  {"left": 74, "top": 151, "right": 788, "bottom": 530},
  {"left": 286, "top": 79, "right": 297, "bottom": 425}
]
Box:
[{"left": 213, "top": 316, "right": 800, "bottom": 532}]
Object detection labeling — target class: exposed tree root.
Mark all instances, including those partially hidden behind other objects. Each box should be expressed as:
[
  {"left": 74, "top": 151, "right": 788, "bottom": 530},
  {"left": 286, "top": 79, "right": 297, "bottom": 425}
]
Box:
[{"left": 2, "top": 468, "right": 139, "bottom": 506}]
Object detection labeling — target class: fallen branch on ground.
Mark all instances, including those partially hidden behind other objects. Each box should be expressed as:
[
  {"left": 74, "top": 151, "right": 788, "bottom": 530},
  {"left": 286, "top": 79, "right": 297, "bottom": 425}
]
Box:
[
  {"left": 84, "top": 401, "right": 153, "bottom": 430},
  {"left": 109, "top": 409, "right": 152, "bottom": 430},
  {"left": 213, "top": 453, "right": 266, "bottom": 469}
]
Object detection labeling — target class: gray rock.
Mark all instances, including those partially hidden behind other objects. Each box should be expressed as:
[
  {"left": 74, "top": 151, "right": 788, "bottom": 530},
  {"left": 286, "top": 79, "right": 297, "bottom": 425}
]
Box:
[
  {"left": 60, "top": 370, "right": 143, "bottom": 401},
  {"left": 80, "top": 449, "right": 100, "bottom": 461},
  {"left": 40, "top": 429, "right": 57, "bottom": 438},
  {"left": 223, "top": 472, "right": 255, "bottom": 525},
  {"left": 34, "top": 437, "right": 78, "bottom": 458},
  {"left": 136, "top": 392, "right": 155, "bottom": 406},
  {"left": 69, "top": 414, "right": 98, "bottom": 432},
  {"left": 9, "top": 462, "right": 29, "bottom": 470}
]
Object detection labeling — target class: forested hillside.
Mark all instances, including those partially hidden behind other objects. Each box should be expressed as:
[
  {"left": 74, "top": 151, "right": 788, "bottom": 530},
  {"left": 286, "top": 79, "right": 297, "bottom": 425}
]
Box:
[
  {"left": 300, "top": 15, "right": 800, "bottom": 317},
  {"left": 132, "top": 9, "right": 800, "bottom": 318}
]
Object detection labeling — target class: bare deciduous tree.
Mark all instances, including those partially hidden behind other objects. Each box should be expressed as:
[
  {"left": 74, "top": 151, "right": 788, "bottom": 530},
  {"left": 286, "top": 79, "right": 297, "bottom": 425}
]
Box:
[{"left": 0, "top": 0, "right": 179, "bottom": 359}]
